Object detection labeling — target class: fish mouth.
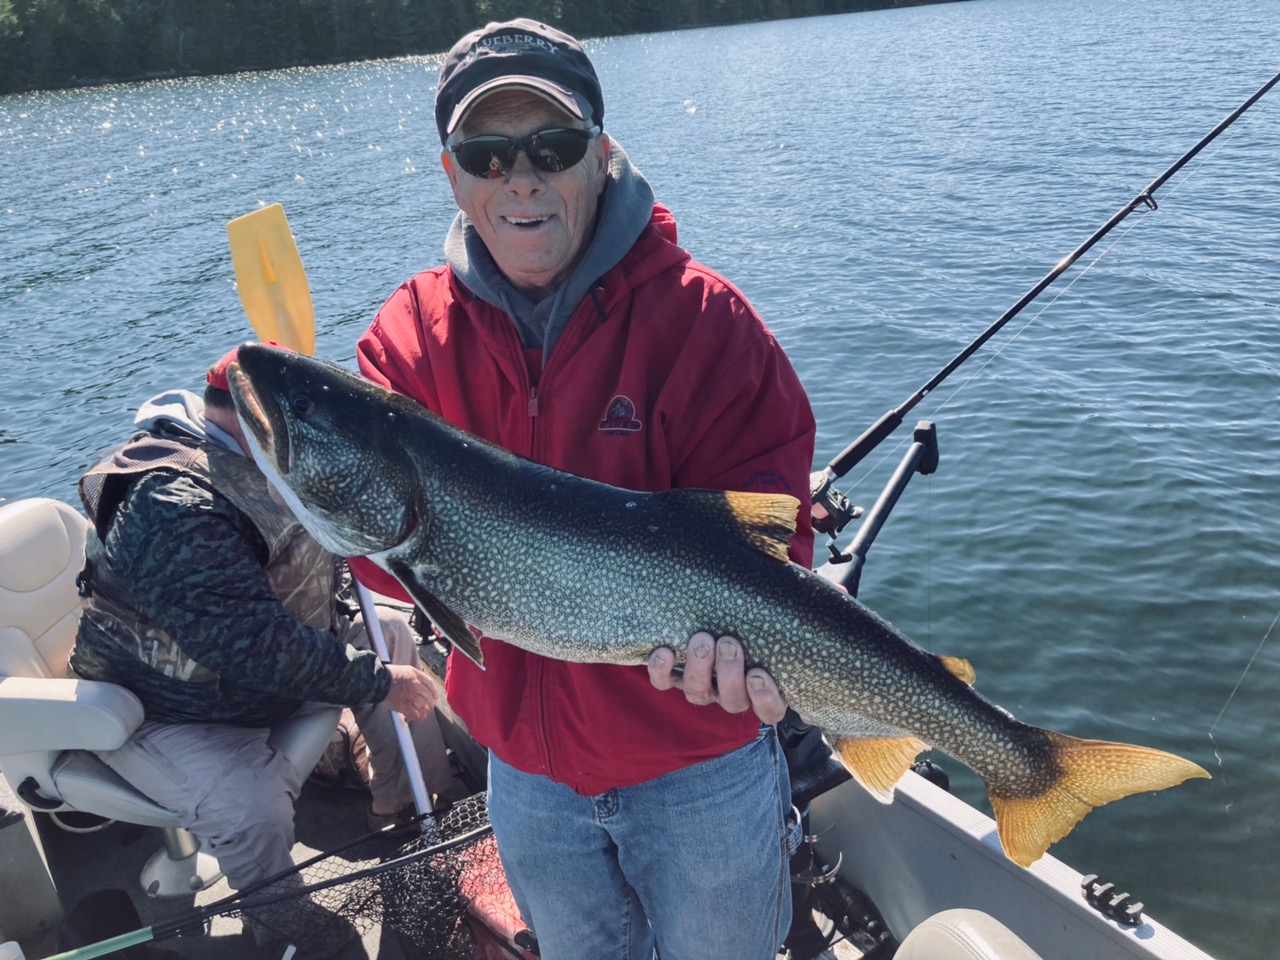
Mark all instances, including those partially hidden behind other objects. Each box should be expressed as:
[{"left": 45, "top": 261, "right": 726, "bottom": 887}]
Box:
[{"left": 227, "top": 363, "right": 288, "bottom": 473}]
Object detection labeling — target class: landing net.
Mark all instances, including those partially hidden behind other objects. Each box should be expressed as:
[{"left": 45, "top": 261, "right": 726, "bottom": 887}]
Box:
[{"left": 226, "top": 793, "right": 504, "bottom": 960}]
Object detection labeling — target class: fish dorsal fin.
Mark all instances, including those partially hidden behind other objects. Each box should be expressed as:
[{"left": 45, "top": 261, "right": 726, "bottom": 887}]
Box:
[
  {"left": 387, "top": 558, "right": 485, "bottom": 669},
  {"left": 666, "top": 489, "right": 799, "bottom": 563},
  {"left": 830, "top": 735, "right": 928, "bottom": 801},
  {"left": 939, "top": 655, "right": 976, "bottom": 685}
]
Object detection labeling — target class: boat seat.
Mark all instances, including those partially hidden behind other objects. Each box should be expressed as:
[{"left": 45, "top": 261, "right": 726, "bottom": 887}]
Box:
[
  {"left": 0, "top": 497, "right": 339, "bottom": 896},
  {"left": 896, "top": 908, "right": 1043, "bottom": 960}
]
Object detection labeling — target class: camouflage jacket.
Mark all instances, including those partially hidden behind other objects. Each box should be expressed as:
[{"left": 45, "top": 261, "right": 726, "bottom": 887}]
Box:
[{"left": 71, "top": 426, "right": 391, "bottom": 726}]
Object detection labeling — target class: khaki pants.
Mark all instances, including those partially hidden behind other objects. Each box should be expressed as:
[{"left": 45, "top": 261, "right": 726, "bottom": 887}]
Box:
[
  {"left": 343, "top": 609, "right": 457, "bottom": 815},
  {"left": 94, "top": 609, "right": 455, "bottom": 890}
]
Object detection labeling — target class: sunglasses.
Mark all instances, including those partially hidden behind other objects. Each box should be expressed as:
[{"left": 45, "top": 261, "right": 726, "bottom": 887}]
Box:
[{"left": 447, "top": 126, "right": 600, "bottom": 179}]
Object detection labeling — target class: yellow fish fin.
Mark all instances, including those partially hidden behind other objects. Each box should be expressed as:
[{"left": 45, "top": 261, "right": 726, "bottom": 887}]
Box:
[
  {"left": 990, "top": 730, "right": 1211, "bottom": 867},
  {"left": 662, "top": 489, "right": 799, "bottom": 563},
  {"left": 831, "top": 735, "right": 928, "bottom": 802},
  {"left": 938, "top": 655, "right": 976, "bottom": 685},
  {"left": 719, "top": 490, "right": 800, "bottom": 562}
]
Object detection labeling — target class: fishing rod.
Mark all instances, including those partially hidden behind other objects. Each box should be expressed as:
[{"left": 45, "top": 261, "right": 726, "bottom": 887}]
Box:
[
  {"left": 810, "top": 67, "right": 1280, "bottom": 539},
  {"left": 787, "top": 67, "right": 1280, "bottom": 868}
]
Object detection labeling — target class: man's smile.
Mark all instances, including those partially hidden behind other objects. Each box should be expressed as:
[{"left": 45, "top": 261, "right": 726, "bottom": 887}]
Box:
[{"left": 503, "top": 214, "right": 553, "bottom": 227}]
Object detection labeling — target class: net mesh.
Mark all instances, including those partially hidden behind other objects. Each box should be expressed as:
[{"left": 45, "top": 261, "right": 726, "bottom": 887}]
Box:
[{"left": 231, "top": 793, "right": 506, "bottom": 960}]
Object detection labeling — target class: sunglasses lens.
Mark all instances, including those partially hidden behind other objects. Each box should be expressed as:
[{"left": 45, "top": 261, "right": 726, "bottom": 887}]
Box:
[
  {"left": 528, "top": 130, "right": 590, "bottom": 173},
  {"left": 453, "top": 129, "right": 592, "bottom": 178},
  {"left": 454, "top": 138, "right": 518, "bottom": 179}
]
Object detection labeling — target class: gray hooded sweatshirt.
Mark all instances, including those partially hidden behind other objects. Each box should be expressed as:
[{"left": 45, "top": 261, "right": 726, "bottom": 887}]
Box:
[{"left": 442, "top": 138, "right": 656, "bottom": 363}]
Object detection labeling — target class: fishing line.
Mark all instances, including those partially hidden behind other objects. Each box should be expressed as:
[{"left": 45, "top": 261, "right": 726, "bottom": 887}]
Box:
[
  {"left": 812, "top": 67, "right": 1280, "bottom": 515},
  {"left": 848, "top": 81, "right": 1277, "bottom": 485},
  {"left": 921, "top": 215, "right": 1149, "bottom": 425},
  {"left": 833, "top": 211, "right": 1152, "bottom": 499},
  {"left": 1204, "top": 607, "right": 1278, "bottom": 824},
  {"left": 1208, "top": 606, "right": 1280, "bottom": 744}
]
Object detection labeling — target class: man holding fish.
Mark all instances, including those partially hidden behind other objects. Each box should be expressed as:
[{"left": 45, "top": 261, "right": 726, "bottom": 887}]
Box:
[
  {"left": 346, "top": 17, "right": 817, "bottom": 960},
  {"left": 226, "top": 16, "right": 1204, "bottom": 960}
]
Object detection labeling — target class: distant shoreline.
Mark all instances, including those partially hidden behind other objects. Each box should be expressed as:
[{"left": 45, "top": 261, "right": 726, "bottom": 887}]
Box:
[{"left": 1, "top": 0, "right": 965, "bottom": 97}]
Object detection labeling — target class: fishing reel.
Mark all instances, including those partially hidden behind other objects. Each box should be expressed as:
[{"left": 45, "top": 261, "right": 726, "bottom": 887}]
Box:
[
  {"left": 812, "top": 421, "right": 940, "bottom": 595},
  {"left": 809, "top": 471, "right": 861, "bottom": 539},
  {"left": 786, "top": 829, "right": 897, "bottom": 960}
]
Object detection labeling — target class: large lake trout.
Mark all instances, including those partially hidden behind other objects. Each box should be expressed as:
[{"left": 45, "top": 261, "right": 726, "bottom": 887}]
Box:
[{"left": 228, "top": 343, "right": 1207, "bottom": 867}]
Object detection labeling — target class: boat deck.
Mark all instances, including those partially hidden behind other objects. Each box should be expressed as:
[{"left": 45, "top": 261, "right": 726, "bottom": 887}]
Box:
[
  {"left": 9, "top": 774, "right": 867, "bottom": 960},
  {"left": 15, "top": 776, "right": 419, "bottom": 960}
]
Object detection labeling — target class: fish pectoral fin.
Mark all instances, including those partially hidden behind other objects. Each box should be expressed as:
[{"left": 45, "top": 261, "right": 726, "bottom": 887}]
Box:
[
  {"left": 387, "top": 559, "right": 485, "bottom": 669},
  {"left": 830, "top": 734, "right": 928, "bottom": 802},
  {"left": 989, "top": 730, "right": 1211, "bottom": 868},
  {"left": 938, "top": 655, "right": 976, "bottom": 685}
]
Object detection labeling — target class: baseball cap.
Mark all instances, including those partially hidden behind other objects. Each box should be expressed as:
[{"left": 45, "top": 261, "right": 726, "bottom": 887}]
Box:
[{"left": 434, "top": 19, "right": 604, "bottom": 145}]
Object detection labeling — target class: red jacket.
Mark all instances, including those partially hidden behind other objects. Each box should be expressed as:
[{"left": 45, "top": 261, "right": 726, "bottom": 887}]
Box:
[{"left": 353, "top": 205, "right": 815, "bottom": 795}]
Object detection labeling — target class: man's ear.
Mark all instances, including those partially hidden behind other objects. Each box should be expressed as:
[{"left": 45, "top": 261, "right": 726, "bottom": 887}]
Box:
[
  {"left": 594, "top": 134, "right": 612, "bottom": 193},
  {"left": 442, "top": 150, "right": 464, "bottom": 202}
]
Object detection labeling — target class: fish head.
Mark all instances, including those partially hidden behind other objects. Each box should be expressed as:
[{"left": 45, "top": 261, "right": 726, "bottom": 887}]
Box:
[{"left": 228, "top": 343, "right": 421, "bottom": 557}]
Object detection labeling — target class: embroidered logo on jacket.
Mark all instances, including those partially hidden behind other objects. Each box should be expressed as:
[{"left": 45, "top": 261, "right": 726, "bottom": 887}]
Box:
[{"left": 598, "top": 396, "right": 643, "bottom": 435}]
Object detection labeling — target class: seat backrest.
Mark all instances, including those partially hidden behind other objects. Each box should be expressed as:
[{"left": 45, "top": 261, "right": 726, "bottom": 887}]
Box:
[
  {"left": 896, "top": 909, "right": 1043, "bottom": 960},
  {"left": 0, "top": 498, "right": 90, "bottom": 681}
]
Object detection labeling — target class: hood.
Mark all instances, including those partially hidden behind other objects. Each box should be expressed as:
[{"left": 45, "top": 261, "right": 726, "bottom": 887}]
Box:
[{"left": 135, "top": 389, "right": 242, "bottom": 455}]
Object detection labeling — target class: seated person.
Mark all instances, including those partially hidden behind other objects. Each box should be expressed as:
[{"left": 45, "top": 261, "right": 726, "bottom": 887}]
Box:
[{"left": 70, "top": 345, "right": 463, "bottom": 903}]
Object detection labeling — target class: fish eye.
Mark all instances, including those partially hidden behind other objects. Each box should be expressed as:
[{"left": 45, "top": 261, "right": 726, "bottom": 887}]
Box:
[{"left": 292, "top": 394, "right": 316, "bottom": 418}]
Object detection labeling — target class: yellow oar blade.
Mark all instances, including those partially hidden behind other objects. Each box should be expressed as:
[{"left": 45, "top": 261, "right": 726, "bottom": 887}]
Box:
[{"left": 227, "top": 203, "right": 316, "bottom": 356}]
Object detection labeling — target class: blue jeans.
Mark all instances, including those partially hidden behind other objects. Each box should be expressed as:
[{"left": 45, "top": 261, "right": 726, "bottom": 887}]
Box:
[{"left": 487, "top": 726, "right": 797, "bottom": 960}]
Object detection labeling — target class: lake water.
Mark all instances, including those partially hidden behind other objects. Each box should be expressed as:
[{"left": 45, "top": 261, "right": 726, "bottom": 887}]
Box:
[{"left": 3, "top": 0, "right": 1279, "bottom": 956}]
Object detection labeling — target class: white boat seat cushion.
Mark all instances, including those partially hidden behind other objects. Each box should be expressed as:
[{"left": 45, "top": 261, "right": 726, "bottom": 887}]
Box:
[
  {"left": 896, "top": 908, "right": 1043, "bottom": 960},
  {"left": 49, "top": 751, "right": 182, "bottom": 828},
  {"left": 0, "top": 498, "right": 88, "bottom": 680},
  {"left": 0, "top": 677, "right": 142, "bottom": 754},
  {"left": 0, "top": 498, "right": 338, "bottom": 825}
]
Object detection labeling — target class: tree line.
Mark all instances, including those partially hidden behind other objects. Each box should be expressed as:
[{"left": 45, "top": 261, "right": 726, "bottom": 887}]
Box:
[{"left": 0, "top": 0, "right": 946, "bottom": 95}]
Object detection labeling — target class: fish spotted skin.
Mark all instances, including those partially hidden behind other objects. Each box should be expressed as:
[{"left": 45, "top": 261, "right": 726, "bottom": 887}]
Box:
[{"left": 228, "top": 343, "right": 1209, "bottom": 867}]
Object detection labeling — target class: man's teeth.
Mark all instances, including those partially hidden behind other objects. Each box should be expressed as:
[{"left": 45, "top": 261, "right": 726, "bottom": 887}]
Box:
[{"left": 505, "top": 216, "right": 550, "bottom": 226}]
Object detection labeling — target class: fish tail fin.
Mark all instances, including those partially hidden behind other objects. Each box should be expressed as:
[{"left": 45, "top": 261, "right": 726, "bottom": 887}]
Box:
[
  {"left": 990, "top": 730, "right": 1210, "bottom": 867},
  {"left": 831, "top": 735, "right": 929, "bottom": 802}
]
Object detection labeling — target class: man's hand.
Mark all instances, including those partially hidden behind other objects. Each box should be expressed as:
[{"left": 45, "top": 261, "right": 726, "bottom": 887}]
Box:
[
  {"left": 383, "top": 663, "right": 439, "bottom": 721},
  {"left": 647, "top": 632, "right": 787, "bottom": 724}
]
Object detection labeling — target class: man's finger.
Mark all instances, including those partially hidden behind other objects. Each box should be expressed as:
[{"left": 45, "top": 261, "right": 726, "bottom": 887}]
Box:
[
  {"left": 714, "top": 636, "right": 750, "bottom": 714},
  {"left": 746, "top": 668, "right": 787, "bottom": 725},
  {"left": 647, "top": 646, "right": 679, "bottom": 691},
  {"left": 682, "top": 631, "right": 716, "bottom": 704}
]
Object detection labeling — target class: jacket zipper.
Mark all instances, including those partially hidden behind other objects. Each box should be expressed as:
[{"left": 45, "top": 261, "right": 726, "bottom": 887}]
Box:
[
  {"left": 522, "top": 295, "right": 605, "bottom": 780},
  {"left": 524, "top": 378, "right": 553, "bottom": 774}
]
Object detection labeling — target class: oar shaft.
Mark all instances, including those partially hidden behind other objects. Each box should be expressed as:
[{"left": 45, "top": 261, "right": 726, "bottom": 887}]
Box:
[
  {"left": 825, "top": 68, "right": 1280, "bottom": 479},
  {"left": 353, "top": 579, "right": 434, "bottom": 824}
]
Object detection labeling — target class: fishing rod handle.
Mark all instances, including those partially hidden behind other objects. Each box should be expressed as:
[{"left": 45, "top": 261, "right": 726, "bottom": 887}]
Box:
[{"left": 824, "top": 409, "right": 906, "bottom": 480}]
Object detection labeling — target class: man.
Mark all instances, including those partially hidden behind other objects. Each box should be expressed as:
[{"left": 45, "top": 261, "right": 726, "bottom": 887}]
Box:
[
  {"left": 349, "top": 19, "right": 815, "bottom": 960},
  {"left": 70, "top": 346, "right": 459, "bottom": 916}
]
